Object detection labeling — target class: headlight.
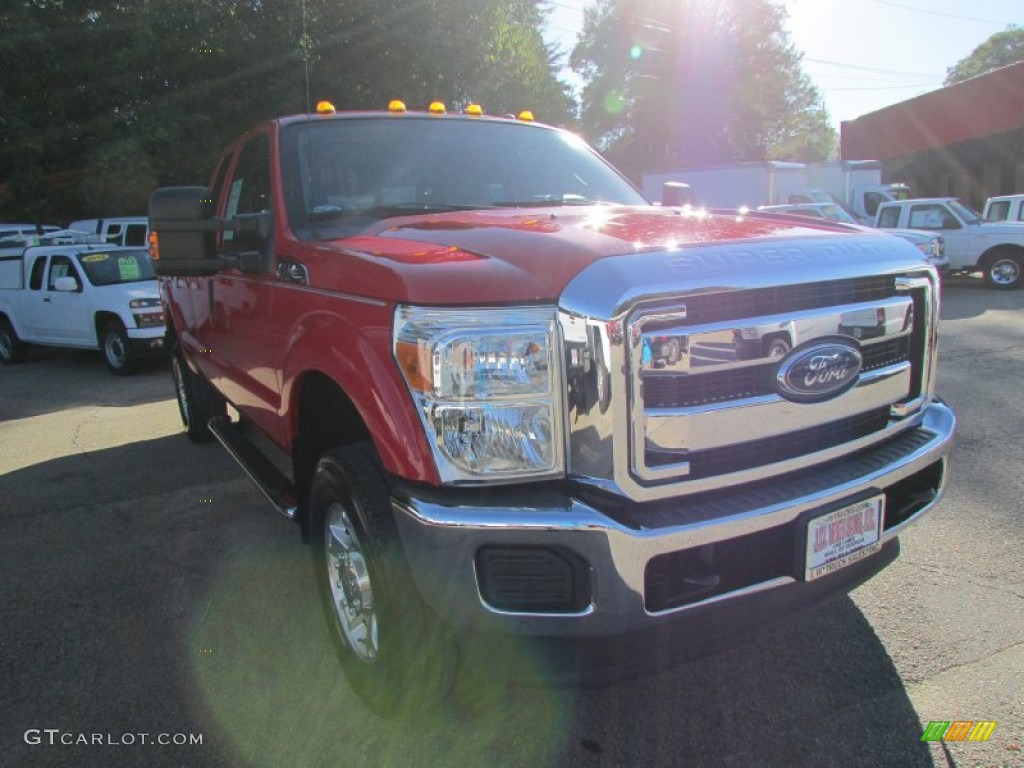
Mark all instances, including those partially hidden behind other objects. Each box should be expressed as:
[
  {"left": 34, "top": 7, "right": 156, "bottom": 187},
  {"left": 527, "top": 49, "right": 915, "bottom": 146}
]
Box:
[
  {"left": 394, "top": 306, "right": 564, "bottom": 483},
  {"left": 129, "top": 298, "right": 160, "bottom": 309}
]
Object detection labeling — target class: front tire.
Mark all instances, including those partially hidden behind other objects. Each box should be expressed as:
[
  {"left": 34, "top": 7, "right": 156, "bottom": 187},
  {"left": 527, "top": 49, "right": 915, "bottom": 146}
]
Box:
[
  {"left": 0, "top": 318, "right": 28, "bottom": 364},
  {"left": 171, "top": 345, "right": 226, "bottom": 443},
  {"left": 101, "top": 320, "right": 139, "bottom": 374},
  {"left": 310, "top": 444, "right": 456, "bottom": 717},
  {"left": 765, "top": 337, "right": 791, "bottom": 359},
  {"left": 983, "top": 250, "right": 1022, "bottom": 290}
]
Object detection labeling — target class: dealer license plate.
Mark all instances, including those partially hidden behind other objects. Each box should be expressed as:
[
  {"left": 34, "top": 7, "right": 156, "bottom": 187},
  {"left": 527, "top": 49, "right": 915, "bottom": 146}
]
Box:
[{"left": 805, "top": 495, "right": 884, "bottom": 581}]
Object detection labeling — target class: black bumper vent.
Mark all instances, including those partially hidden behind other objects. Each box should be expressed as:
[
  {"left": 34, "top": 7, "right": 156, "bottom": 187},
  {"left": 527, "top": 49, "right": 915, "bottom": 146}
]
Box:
[{"left": 476, "top": 546, "right": 591, "bottom": 614}]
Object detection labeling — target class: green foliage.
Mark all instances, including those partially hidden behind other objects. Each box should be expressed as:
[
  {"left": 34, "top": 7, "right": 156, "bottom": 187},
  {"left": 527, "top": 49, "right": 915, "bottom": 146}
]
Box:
[
  {"left": 570, "top": 0, "right": 835, "bottom": 180},
  {"left": 945, "top": 26, "right": 1024, "bottom": 86},
  {"left": 0, "top": 0, "right": 572, "bottom": 222}
]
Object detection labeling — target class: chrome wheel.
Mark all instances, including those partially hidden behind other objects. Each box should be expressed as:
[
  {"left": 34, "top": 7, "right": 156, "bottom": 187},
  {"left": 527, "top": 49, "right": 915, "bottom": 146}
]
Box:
[
  {"left": 325, "top": 502, "right": 379, "bottom": 664},
  {"left": 101, "top": 322, "right": 136, "bottom": 374},
  {"left": 104, "top": 330, "right": 127, "bottom": 368},
  {"left": 988, "top": 256, "right": 1021, "bottom": 288},
  {"left": 311, "top": 444, "right": 457, "bottom": 715}
]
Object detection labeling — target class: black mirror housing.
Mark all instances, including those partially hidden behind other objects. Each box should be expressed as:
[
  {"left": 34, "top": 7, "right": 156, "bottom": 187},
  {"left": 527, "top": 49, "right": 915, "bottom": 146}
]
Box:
[
  {"left": 662, "top": 182, "right": 695, "bottom": 208},
  {"left": 148, "top": 187, "right": 223, "bottom": 276}
]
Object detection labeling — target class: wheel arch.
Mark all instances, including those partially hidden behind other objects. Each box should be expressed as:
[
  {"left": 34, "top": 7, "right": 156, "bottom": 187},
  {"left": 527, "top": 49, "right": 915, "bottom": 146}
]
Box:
[
  {"left": 979, "top": 244, "right": 1024, "bottom": 288},
  {"left": 93, "top": 310, "right": 125, "bottom": 345},
  {"left": 280, "top": 306, "right": 438, "bottom": 486},
  {"left": 979, "top": 243, "right": 1024, "bottom": 267},
  {"left": 286, "top": 361, "right": 438, "bottom": 537},
  {"left": 0, "top": 306, "right": 23, "bottom": 336}
]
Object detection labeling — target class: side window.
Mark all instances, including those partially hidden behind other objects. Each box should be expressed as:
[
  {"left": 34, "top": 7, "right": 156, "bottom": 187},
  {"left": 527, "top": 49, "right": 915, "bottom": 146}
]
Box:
[
  {"left": 124, "top": 224, "right": 148, "bottom": 247},
  {"left": 208, "top": 153, "right": 233, "bottom": 214},
  {"left": 223, "top": 134, "right": 271, "bottom": 246},
  {"left": 877, "top": 207, "right": 900, "bottom": 228},
  {"left": 986, "top": 201, "right": 1008, "bottom": 221},
  {"left": 105, "top": 223, "right": 124, "bottom": 245},
  {"left": 29, "top": 256, "right": 47, "bottom": 290},
  {"left": 48, "top": 255, "right": 81, "bottom": 291},
  {"left": 863, "top": 192, "right": 884, "bottom": 218},
  {"left": 909, "top": 204, "right": 960, "bottom": 230}
]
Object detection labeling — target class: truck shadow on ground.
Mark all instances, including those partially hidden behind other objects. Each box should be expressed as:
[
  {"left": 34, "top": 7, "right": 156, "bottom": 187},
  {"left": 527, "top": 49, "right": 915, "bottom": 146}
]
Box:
[
  {"left": 0, "top": 438, "right": 936, "bottom": 768},
  {"left": 0, "top": 347, "right": 171, "bottom": 422},
  {"left": 939, "top": 275, "right": 1024, "bottom": 321}
]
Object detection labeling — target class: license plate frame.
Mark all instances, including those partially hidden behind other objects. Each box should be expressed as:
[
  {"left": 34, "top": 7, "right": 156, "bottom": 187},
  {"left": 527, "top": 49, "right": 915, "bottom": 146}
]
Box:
[{"left": 804, "top": 495, "right": 884, "bottom": 581}]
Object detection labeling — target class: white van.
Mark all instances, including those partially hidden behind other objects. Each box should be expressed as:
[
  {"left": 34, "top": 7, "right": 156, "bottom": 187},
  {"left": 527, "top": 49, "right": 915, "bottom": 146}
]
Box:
[{"left": 68, "top": 217, "right": 150, "bottom": 247}]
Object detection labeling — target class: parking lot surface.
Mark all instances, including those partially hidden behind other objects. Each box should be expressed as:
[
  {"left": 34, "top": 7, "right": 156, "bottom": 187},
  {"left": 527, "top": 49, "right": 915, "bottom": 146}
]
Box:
[{"left": 1, "top": 275, "right": 1021, "bottom": 768}]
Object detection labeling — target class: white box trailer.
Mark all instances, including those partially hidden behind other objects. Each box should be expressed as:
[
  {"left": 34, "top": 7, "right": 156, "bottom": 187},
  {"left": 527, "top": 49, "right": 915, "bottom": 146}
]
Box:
[
  {"left": 643, "top": 159, "right": 908, "bottom": 225},
  {"left": 641, "top": 161, "right": 809, "bottom": 209}
]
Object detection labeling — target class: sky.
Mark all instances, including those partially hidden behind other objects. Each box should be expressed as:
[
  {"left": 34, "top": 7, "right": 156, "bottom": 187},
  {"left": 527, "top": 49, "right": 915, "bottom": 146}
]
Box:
[{"left": 543, "top": 0, "right": 1022, "bottom": 131}]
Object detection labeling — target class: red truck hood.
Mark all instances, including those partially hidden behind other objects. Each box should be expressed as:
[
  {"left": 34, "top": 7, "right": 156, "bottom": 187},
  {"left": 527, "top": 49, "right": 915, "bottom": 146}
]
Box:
[{"left": 299, "top": 205, "right": 850, "bottom": 304}]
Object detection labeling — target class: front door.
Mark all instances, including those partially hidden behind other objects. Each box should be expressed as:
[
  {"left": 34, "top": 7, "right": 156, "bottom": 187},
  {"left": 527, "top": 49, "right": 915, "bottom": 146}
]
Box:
[
  {"left": 21, "top": 254, "right": 92, "bottom": 345},
  {"left": 203, "top": 131, "right": 281, "bottom": 434}
]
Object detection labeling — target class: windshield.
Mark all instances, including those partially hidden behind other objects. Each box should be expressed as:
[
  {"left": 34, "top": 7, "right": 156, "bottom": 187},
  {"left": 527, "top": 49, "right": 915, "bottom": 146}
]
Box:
[
  {"left": 948, "top": 199, "right": 982, "bottom": 225},
  {"left": 815, "top": 204, "right": 858, "bottom": 224},
  {"left": 75, "top": 249, "right": 156, "bottom": 286},
  {"left": 281, "top": 116, "right": 647, "bottom": 239}
]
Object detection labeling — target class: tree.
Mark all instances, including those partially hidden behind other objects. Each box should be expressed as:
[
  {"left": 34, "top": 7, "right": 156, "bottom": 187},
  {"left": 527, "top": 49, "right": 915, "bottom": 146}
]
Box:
[
  {"left": 570, "top": 0, "right": 835, "bottom": 180},
  {"left": 945, "top": 26, "right": 1024, "bottom": 85},
  {"left": 0, "top": 0, "right": 572, "bottom": 222}
]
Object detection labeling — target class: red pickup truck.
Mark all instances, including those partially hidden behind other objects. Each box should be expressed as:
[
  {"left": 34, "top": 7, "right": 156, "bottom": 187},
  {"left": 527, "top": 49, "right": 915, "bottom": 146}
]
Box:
[{"left": 149, "top": 101, "right": 955, "bottom": 715}]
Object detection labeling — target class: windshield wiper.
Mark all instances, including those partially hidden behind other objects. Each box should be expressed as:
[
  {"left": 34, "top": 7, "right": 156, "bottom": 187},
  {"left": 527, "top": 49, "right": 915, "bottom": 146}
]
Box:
[
  {"left": 308, "top": 203, "right": 488, "bottom": 222},
  {"left": 491, "top": 194, "right": 596, "bottom": 208}
]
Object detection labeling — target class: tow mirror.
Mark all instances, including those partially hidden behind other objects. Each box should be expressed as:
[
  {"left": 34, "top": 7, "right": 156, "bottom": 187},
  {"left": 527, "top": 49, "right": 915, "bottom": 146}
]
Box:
[
  {"left": 148, "top": 187, "right": 223, "bottom": 276},
  {"left": 662, "top": 182, "right": 695, "bottom": 207}
]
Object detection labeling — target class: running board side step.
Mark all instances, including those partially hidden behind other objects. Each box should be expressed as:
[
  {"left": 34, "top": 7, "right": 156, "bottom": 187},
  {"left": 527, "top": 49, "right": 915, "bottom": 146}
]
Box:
[{"left": 207, "top": 415, "right": 299, "bottom": 519}]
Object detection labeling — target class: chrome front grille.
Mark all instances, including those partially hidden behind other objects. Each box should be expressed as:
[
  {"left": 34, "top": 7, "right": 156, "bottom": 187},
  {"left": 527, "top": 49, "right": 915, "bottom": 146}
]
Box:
[
  {"left": 642, "top": 336, "right": 912, "bottom": 409},
  {"left": 674, "top": 275, "right": 895, "bottom": 324},
  {"left": 650, "top": 407, "right": 892, "bottom": 479},
  {"left": 628, "top": 278, "right": 930, "bottom": 487}
]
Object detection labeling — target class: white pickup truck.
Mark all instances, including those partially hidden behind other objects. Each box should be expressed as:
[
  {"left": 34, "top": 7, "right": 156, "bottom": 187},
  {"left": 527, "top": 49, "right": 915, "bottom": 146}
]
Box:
[
  {"left": 983, "top": 194, "right": 1024, "bottom": 224},
  {"left": 0, "top": 238, "right": 165, "bottom": 372},
  {"left": 875, "top": 197, "right": 1024, "bottom": 289}
]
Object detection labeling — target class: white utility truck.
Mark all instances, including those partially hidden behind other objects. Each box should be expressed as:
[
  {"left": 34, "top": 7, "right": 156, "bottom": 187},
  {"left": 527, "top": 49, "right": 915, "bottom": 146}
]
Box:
[
  {"left": 0, "top": 233, "right": 165, "bottom": 372},
  {"left": 643, "top": 160, "right": 907, "bottom": 225}
]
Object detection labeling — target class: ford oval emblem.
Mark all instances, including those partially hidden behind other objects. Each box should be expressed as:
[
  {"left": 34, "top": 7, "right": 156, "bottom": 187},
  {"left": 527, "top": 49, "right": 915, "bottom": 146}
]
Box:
[{"left": 775, "top": 342, "right": 862, "bottom": 403}]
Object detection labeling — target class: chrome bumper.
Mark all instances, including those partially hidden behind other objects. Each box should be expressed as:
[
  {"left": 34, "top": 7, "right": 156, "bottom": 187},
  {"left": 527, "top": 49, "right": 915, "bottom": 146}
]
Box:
[{"left": 391, "top": 400, "right": 954, "bottom": 638}]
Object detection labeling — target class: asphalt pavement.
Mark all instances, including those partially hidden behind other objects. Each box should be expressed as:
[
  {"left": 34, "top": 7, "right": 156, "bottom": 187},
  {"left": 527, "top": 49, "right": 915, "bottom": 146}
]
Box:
[{"left": 0, "top": 274, "right": 1021, "bottom": 768}]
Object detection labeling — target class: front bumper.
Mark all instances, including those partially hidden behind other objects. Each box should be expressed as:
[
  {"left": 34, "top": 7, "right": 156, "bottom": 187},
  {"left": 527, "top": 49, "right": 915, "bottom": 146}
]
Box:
[
  {"left": 391, "top": 400, "right": 954, "bottom": 643},
  {"left": 126, "top": 326, "right": 167, "bottom": 358}
]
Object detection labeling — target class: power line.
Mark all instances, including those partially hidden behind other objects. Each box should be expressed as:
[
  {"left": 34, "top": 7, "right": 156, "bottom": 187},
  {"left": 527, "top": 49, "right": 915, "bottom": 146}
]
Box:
[
  {"left": 803, "top": 57, "right": 944, "bottom": 79},
  {"left": 864, "top": 0, "right": 1017, "bottom": 26},
  {"left": 820, "top": 83, "right": 941, "bottom": 92}
]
